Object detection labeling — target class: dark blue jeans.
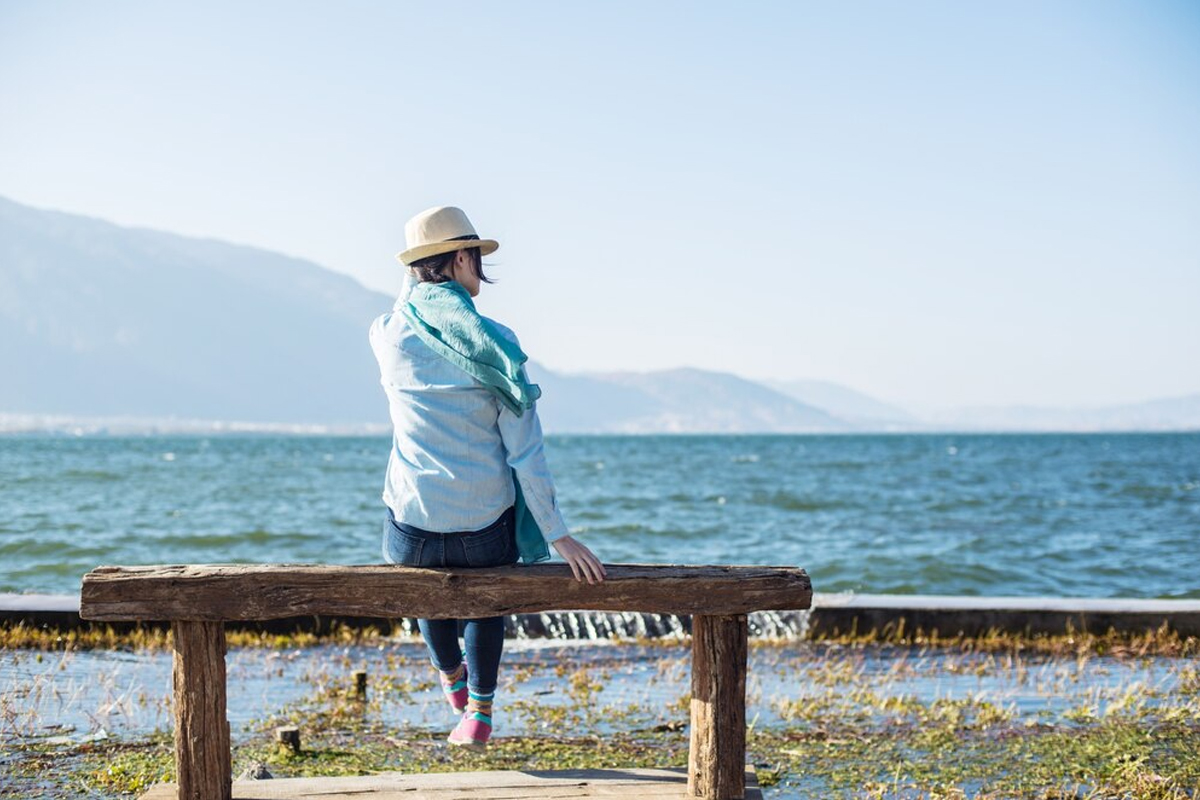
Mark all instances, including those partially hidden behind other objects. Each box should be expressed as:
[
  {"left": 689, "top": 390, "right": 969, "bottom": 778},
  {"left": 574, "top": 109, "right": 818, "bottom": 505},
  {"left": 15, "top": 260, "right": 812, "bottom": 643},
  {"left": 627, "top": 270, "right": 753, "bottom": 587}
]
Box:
[{"left": 382, "top": 505, "right": 517, "bottom": 694}]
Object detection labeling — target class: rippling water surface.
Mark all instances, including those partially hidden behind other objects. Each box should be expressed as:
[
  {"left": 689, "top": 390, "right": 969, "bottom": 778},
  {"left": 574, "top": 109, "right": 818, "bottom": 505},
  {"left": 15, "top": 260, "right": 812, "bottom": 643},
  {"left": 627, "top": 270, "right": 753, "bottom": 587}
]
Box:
[{"left": 1, "top": 433, "right": 1197, "bottom": 597}]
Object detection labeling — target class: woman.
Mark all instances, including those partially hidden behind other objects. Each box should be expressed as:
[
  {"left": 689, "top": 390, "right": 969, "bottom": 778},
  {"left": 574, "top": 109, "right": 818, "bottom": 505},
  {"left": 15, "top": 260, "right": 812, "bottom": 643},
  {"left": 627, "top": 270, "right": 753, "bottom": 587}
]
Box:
[{"left": 369, "top": 205, "right": 605, "bottom": 752}]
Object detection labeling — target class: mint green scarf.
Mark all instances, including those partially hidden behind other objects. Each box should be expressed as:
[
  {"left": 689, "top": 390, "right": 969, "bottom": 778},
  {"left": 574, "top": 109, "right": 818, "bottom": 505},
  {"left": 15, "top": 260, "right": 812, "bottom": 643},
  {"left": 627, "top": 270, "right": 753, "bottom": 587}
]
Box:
[{"left": 401, "top": 280, "right": 550, "bottom": 564}]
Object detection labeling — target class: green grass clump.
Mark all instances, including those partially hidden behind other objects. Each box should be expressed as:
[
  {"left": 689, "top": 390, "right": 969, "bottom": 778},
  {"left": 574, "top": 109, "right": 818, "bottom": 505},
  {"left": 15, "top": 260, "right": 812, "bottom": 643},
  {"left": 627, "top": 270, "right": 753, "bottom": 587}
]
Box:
[
  {"left": 0, "top": 621, "right": 398, "bottom": 651},
  {"left": 87, "top": 741, "right": 175, "bottom": 794},
  {"left": 802, "top": 618, "right": 1198, "bottom": 658},
  {"left": 756, "top": 702, "right": 1200, "bottom": 798}
]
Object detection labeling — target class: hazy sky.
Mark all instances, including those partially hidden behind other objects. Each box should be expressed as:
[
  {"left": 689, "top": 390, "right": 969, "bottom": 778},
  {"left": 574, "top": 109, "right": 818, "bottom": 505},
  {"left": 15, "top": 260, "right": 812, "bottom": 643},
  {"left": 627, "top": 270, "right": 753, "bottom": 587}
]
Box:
[{"left": 2, "top": 1, "right": 1198, "bottom": 412}]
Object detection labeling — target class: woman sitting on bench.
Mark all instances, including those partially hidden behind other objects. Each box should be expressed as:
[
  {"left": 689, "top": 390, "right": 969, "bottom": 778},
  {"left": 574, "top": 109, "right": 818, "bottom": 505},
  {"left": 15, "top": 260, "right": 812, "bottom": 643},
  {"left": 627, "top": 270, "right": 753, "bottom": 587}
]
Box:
[{"left": 370, "top": 205, "right": 606, "bottom": 752}]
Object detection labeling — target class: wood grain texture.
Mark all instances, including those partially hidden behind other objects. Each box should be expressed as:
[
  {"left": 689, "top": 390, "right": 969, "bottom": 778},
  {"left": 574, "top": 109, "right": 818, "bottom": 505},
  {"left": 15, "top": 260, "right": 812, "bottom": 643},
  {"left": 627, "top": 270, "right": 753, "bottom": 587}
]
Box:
[
  {"left": 687, "top": 614, "right": 748, "bottom": 799},
  {"left": 137, "top": 766, "right": 763, "bottom": 799},
  {"left": 172, "top": 621, "right": 231, "bottom": 800},
  {"left": 81, "top": 564, "right": 811, "bottom": 622}
]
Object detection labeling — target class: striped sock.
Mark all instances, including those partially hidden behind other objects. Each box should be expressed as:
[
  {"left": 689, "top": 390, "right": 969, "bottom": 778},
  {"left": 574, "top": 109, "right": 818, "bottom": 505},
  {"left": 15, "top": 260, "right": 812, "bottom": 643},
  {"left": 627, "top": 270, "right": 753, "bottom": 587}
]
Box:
[
  {"left": 466, "top": 690, "right": 494, "bottom": 726},
  {"left": 438, "top": 662, "right": 469, "bottom": 712},
  {"left": 441, "top": 662, "right": 466, "bottom": 686}
]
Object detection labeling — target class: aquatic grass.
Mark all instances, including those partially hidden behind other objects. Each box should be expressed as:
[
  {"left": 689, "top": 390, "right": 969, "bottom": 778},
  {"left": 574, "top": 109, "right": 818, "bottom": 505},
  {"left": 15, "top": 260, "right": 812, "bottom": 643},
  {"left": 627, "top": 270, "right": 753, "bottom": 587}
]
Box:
[
  {"left": 234, "top": 729, "right": 690, "bottom": 778},
  {"left": 755, "top": 713, "right": 1200, "bottom": 798},
  {"left": 246, "top": 660, "right": 425, "bottom": 738},
  {"left": 5, "top": 624, "right": 1200, "bottom": 798},
  {"left": 792, "top": 618, "right": 1199, "bottom": 658},
  {"left": 0, "top": 647, "right": 176, "bottom": 743},
  {"left": 20, "top": 709, "right": 1195, "bottom": 799},
  {"left": 4, "top": 732, "right": 176, "bottom": 796},
  {"left": 4, "top": 617, "right": 1196, "bottom": 659},
  {"left": 1176, "top": 665, "right": 1200, "bottom": 696},
  {"left": 508, "top": 662, "right": 661, "bottom": 734},
  {"left": 0, "top": 622, "right": 175, "bottom": 651},
  {"left": 567, "top": 666, "right": 606, "bottom": 704},
  {"left": 87, "top": 738, "right": 175, "bottom": 794},
  {"left": 0, "top": 621, "right": 401, "bottom": 651}
]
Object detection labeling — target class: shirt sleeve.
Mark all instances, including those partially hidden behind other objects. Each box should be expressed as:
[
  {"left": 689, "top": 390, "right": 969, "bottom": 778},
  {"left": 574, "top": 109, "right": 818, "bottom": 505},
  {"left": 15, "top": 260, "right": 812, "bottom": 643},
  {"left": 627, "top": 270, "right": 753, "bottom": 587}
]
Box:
[
  {"left": 495, "top": 367, "right": 570, "bottom": 544},
  {"left": 482, "top": 316, "right": 571, "bottom": 544}
]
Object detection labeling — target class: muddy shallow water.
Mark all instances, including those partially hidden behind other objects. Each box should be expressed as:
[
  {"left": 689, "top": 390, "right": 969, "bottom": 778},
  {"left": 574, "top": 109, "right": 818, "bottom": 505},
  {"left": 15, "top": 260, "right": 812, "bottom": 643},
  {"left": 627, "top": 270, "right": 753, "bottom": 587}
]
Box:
[{"left": 3, "top": 636, "right": 1191, "bottom": 746}]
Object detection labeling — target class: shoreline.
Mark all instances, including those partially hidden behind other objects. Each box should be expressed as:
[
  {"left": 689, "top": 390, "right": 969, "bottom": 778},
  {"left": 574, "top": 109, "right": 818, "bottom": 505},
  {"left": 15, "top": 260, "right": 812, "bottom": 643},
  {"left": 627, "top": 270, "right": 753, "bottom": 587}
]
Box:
[{"left": 5, "top": 591, "right": 1200, "bottom": 638}]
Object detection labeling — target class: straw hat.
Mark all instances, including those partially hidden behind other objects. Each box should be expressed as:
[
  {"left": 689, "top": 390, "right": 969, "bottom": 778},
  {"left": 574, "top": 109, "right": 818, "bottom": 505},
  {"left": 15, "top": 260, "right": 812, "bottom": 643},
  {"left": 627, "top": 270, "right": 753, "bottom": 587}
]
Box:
[{"left": 396, "top": 206, "right": 499, "bottom": 266}]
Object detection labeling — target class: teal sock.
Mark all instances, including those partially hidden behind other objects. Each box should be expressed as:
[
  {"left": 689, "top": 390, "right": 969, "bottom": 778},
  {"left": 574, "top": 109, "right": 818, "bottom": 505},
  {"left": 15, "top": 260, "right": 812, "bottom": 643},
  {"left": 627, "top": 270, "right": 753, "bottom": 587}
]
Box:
[
  {"left": 440, "top": 662, "right": 466, "bottom": 690},
  {"left": 467, "top": 690, "right": 494, "bottom": 725}
]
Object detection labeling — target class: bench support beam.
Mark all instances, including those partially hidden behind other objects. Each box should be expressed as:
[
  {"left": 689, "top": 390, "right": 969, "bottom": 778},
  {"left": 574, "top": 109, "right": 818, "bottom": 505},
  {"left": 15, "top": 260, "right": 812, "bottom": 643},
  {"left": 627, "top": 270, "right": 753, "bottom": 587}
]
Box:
[
  {"left": 172, "top": 621, "right": 231, "bottom": 800},
  {"left": 687, "top": 613, "right": 748, "bottom": 799}
]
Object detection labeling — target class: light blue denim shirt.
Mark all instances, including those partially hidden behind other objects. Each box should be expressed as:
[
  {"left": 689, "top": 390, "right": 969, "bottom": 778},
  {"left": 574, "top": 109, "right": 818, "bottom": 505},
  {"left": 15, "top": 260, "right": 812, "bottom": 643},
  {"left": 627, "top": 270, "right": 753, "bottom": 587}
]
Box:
[{"left": 369, "top": 289, "right": 569, "bottom": 543}]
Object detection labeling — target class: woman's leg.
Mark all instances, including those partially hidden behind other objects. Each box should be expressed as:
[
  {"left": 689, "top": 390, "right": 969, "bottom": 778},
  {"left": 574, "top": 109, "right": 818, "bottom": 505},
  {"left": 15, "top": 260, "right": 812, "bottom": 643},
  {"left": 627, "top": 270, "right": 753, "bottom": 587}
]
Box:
[
  {"left": 462, "top": 616, "right": 504, "bottom": 693},
  {"left": 420, "top": 617, "right": 469, "bottom": 712},
  {"left": 382, "top": 510, "right": 464, "bottom": 678},
  {"left": 445, "top": 508, "right": 517, "bottom": 748},
  {"left": 418, "top": 619, "right": 464, "bottom": 671},
  {"left": 454, "top": 507, "right": 517, "bottom": 693}
]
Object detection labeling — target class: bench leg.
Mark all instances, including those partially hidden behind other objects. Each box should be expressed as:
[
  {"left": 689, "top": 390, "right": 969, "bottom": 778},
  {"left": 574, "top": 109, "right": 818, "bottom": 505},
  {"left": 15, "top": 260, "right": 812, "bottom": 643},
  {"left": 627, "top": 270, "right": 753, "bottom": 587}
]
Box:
[
  {"left": 172, "top": 621, "right": 231, "bottom": 800},
  {"left": 687, "top": 613, "right": 748, "bottom": 799}
]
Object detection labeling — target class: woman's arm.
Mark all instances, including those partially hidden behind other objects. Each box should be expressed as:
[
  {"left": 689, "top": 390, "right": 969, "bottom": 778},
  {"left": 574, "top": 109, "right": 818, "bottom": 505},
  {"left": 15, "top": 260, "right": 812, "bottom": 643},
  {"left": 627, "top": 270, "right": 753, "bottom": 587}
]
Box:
[{"left": 496, "top": 368, "right": 605, "bottom": 583}]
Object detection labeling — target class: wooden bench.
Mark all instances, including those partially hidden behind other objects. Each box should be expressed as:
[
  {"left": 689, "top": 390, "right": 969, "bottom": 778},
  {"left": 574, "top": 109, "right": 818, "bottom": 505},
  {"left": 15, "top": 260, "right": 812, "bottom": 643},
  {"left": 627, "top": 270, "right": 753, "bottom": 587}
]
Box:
[{"left": 81, "top": 563, "right": 811, "bottom": 800}]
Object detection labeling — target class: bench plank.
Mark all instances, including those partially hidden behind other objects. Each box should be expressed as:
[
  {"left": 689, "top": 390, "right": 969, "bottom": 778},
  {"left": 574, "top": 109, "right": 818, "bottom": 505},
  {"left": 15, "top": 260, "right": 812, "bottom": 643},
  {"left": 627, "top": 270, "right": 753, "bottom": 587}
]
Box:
[
  {"left": 81, "top": 564, "right": 811, "bottom": 621},
  {"left": 138, "top": 766, "right": 763, "bottom": 798}
]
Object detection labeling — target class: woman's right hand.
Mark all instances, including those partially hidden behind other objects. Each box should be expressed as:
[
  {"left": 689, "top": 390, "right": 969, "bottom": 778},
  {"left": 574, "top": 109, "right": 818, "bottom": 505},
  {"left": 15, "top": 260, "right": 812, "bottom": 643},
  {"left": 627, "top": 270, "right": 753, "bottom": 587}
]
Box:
[{"left": 551, "top": 536, "right": 606, "bottom": 584}]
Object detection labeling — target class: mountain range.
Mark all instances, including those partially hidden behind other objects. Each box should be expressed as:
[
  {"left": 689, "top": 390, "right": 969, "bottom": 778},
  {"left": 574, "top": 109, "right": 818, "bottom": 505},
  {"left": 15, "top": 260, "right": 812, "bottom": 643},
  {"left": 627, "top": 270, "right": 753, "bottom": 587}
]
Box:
[{"left": 2, "top": 196, "right": 1196, "bottom": 434}]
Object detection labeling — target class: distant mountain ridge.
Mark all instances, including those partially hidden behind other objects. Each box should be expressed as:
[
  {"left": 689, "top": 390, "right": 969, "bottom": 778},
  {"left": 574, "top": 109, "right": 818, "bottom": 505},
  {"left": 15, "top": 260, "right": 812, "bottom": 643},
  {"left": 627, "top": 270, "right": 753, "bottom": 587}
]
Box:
[
  {"left": 529, "top": 365, "right": 849, "bottom": 434},
  {"left": 0, "top": 195, "right": 392, "bottom": 424},
  {"left": 1, "top": 196, "right": 1196, "bottom": 434},
  {"left": 766, "top": 378, "right": 918, "bottom": 430},
  {"left": 914, "top": 393, "right": 1200, "bottom": 433}
]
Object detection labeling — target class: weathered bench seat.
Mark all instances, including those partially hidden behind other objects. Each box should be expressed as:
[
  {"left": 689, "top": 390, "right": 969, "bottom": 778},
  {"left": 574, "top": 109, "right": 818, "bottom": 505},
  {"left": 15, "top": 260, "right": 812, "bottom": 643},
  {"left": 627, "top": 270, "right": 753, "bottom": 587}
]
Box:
[{"left": 82, "top": 563, "right": 811, "bottom": 800}]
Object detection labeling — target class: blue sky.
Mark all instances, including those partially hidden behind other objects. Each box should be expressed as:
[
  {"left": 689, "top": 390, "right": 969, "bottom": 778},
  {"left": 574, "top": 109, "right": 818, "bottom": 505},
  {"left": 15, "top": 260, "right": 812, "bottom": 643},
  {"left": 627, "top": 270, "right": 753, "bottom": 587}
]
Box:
[{"left": 2, "top": 1, "right": 1198, "bottom": 411}]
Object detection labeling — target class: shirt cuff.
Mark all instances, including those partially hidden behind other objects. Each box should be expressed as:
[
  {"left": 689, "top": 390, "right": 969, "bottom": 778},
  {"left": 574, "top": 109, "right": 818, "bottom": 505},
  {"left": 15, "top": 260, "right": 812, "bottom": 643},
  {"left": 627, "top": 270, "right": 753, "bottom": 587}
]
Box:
[{"left": 539, "top": 511, "right": 571, "bottom": 543}]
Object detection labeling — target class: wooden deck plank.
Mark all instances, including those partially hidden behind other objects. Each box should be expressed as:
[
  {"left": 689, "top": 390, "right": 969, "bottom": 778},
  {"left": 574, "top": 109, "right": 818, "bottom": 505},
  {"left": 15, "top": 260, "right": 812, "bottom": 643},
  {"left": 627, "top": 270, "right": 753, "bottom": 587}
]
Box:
[
  {"left": 138, "top": 766, "right": 762, "bottom": 799},
  {"left": 81, "top": 563, "right": 811, "bottom": 621}
]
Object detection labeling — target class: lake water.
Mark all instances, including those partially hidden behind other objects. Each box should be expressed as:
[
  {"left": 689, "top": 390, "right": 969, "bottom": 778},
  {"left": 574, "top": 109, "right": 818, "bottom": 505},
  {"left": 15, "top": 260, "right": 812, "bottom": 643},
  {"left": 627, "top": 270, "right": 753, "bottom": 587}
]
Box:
[{"left": 1, "top": 432, "right": 1197, "bottom": 598}]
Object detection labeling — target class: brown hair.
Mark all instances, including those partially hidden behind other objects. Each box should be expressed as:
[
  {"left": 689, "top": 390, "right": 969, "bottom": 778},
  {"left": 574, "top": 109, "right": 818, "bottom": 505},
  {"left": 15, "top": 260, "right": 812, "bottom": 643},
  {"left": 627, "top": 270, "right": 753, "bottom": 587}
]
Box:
[{"left": 409, "top": 237, "right": 494, "bottom": 285}]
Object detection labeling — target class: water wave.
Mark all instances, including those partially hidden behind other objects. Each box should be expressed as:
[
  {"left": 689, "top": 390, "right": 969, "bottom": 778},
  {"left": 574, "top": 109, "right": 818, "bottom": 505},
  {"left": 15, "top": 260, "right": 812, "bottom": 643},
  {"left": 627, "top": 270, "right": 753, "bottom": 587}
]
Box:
[
  {"left": 165, "top": 529, "right": 316, "bottom": 548},
  {"left": 1, "top": 432, "right": 1197, "bottom": 597},
  {"left": 750, "top": 490, "right": 852, "bottom": 512}
]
